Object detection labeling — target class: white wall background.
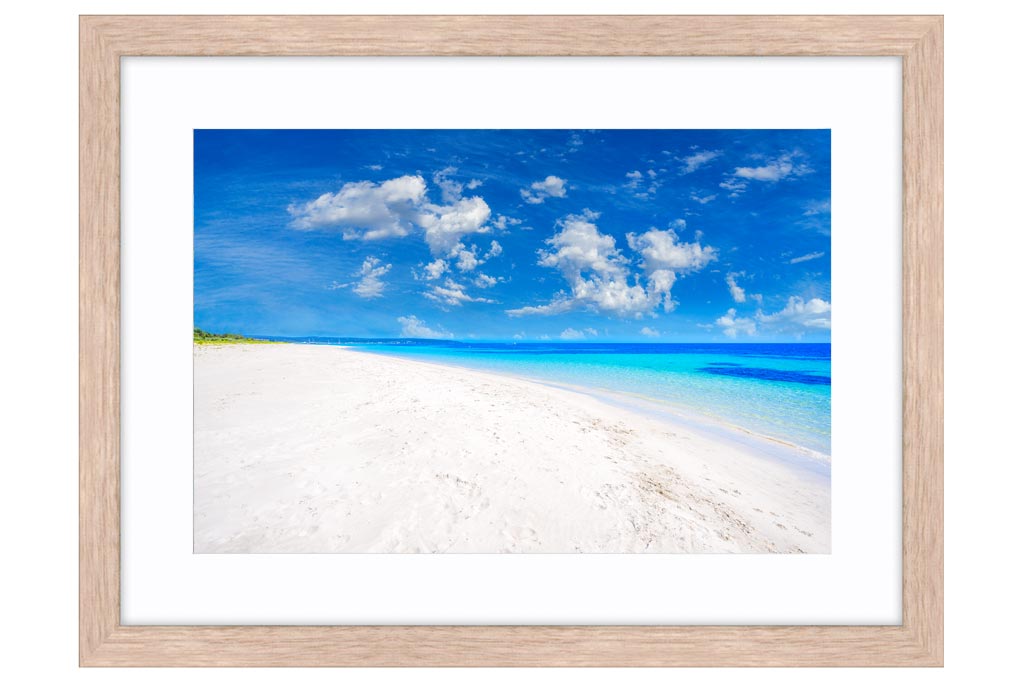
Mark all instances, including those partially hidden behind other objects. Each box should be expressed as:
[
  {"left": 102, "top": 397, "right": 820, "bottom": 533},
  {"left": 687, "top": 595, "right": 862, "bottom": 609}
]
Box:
[{"left": 0, "top": 0, "right": 1017, "bottom": 680}]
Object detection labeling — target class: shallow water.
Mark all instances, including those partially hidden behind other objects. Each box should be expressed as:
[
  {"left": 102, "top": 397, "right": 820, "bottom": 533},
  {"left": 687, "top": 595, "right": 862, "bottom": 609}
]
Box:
[{"left": 266, "top": 339, "right": 832, "bottom": 456}]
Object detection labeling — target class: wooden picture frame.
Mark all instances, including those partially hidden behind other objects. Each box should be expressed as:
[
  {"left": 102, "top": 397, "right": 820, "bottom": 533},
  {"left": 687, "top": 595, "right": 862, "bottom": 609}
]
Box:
[{"left": 80, "top": 15, "right": 943, "bottom": 667}]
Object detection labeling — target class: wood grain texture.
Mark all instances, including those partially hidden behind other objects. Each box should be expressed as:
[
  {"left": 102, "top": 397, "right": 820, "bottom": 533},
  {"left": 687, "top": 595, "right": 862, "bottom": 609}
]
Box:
[
  {"left": 900, "top": 18, "right": 944, "bottom": 666},
  {"left": 79, "top": 14, "right": 940, "bottom": 56},
  {"left": 79, "top": 15, "right": 943, "bottom": 667},
  {"left": 79, "top": 17, "right": 121, "bottom": 665}
]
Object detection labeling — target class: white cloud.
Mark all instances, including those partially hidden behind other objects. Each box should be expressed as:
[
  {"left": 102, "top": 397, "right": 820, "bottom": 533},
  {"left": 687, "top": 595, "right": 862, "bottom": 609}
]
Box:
[
  {"left": 716, "top": 308, "right": 757, "bottom": 338},
  {"left": 757, "top": 296, "right": 831, "bottom": 332},
  {"left": 432, "top": 166, "right": 465, "bottom": 203},
  {"left": 289, "top": 175, "right": 427, "bottom": 240},
  {"left": 493, "top": 215, "right": 522, "bottom": 232},
  {"left": 725, "top": 272, "right": 746, "bottom": 303},
  {"left": 520, "top": 175, "right": 567, "bottom": 204},
  {"left": 733, "top": 152, "right": 812, "bottom": 182},
  {"left": 789, "top": 251, "right": 826, "bottom": 264},
  {"left": 351, "top": 256, "right": 392, "bottom": 299},
  {"left": 669, "top": 218, "right": 687, "bottom": 230},
  {"left": 474, "top": 273, "right": 498, "bottom": 288},
  {"left": 506, "top": 297, "right": 575, "bottom": 317},
  {"left": 560, "top": 327, "right": 598, "bottom": 340},
  {"left": 803, "top": 199, "right": 831, "bottom": 216},
  {"left": 640, "top": 326, "right": 660, "bottom": 337},
  {"left": 424, "top": 279, "right": 494, "bottom": 307},
  {"left": 289, "top": 174, "right": 492, "bottom": 261},
  {"left": 715, "top": 296, "right": 831, "bottom": 338},
  {"left": 421, "top": 258, "right": 449, "bottom": 280},
  {"left": 627, "top": 228, "right": 718, "bottom": 275},
  {"left": 418, "top": 196, "right": 492, "bottom": 257},
  {"left": 451, "top": 239, "right": 503, "bottom": 274},
  {"left": 681, "top": 149, "right": 721, "bottom": 174},
  {"left": 690, "top": 191, "right": 717, "bottom": 205},
  {"left": 466, "top": 178, "right": 483, "bottom": 190},
  {"left": 289, "top": 174, "right": 493, "bottom": 272},
  {"left": 625, "top": 169, "right": 662, "bottom": 198},
  {"left": 508, "top": 217, "right": 715, "bottom": 318},
  {"left": 454, "top": 246, "right": 481, "bottom": 272},
  {"left": 719, "top": 177, "right": 748, "bottom": 197},
  {"left": 397, "top": 315, "right": 452, "bottom": 339}
]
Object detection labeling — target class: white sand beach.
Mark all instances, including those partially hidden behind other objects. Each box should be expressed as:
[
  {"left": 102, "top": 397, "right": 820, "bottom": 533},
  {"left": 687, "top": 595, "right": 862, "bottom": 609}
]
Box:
[{"left": 194, "top": 344, "right": 830, "bottom": 553}]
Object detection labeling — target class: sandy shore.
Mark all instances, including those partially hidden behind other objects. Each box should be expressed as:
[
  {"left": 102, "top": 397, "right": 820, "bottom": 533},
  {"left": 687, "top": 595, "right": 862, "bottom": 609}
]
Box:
[{"left": 194, "top": 344, "right": 830, "bottom": 553}]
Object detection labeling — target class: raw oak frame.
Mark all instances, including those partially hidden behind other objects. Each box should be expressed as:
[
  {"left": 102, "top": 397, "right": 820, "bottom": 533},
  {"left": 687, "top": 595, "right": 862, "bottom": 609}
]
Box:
[{"left": 79, "top": 15, "right": 943, "bottom": 667}]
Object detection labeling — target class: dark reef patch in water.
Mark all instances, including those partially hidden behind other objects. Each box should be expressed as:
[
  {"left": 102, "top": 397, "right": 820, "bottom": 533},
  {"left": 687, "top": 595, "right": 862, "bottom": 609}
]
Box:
[{"left": 699, "top": 365, "right": 831, "bottom": 386}]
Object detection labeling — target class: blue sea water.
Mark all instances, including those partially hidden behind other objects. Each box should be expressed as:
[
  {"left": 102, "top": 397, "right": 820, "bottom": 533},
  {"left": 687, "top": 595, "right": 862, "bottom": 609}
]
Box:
[{"left": 265, "top": 339, "right": 832, "bottom": 456}]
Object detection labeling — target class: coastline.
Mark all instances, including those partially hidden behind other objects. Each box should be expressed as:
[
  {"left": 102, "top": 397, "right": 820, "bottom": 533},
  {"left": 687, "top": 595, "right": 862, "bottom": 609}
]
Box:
[{"left": 194, "top": 343, "right": 831, "bottom": 553}]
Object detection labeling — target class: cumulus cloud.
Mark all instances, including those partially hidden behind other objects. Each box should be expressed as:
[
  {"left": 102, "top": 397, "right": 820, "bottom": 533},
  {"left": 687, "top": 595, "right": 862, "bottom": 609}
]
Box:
[
  {"left": 421, "top": 258, "right": 449, "bottom": 280},
  {"left": 424, "top": 279, "right": 495, "bottom": 307},
  {"left": 397, "top": 315, "right": 452, "bottom": 339},
  {"left": 716, "top": 308, "right": 758, "bottom": 338},
  {"left": 418, "top": 196, "right": 492, "bottom": 256},
  {"left": 640, "top": 326, "right": 660, "bottom": 337},
  {"left": 627, "top": 228, "right": 718, "bottom": 275},
  {"left": 289, "top": 175, "right": 428, "bottom": 240},
  {"left": 690, "top": 191, "right": 717, "bottom": 205},
  {"left": 757, "top": 296, "right": 831, "bottom": 332},
  {"left": 508, "top": 215, "right": 715, "bottom": 318},
  {"left": 449, "top": 239, "right": 503, "bottom": 274},
  {"left": 725, "top": 272, "right": 746, "bottom": 303},
  {"left": 474, "top": 273, "right": 499, "bottom": 288},
  {"left": 789, "top": 251, "right": 826, "bottom": 264},
  {"left": 520, "top": 176, "right": 567, "bottom": 204},
  {"left": 289, "top": 173, "right": 494, "bottom": 274},
  {"left": 351, "top": 256, "right": 392, "bottom": 299},
  {"left": 715, "top": 296, "right": 831, "bottom": 338},
  {"left": 454, "top": 246, "right": 482, "bottom": 272}
]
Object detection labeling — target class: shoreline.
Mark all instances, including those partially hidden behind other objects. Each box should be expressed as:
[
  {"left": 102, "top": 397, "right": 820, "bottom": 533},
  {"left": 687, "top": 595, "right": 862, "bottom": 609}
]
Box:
[
  {"left": 332, "top": 342, "right": 830, "bottom": 466},
  {"left": 194, "top": 343, "right": 831, "bottom": 553}
]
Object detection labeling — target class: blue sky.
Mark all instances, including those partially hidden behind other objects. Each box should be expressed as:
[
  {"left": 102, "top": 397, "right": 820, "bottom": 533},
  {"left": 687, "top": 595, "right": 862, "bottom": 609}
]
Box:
[{"left": 194, "top": 129, "right": 830, "bottom": 342}]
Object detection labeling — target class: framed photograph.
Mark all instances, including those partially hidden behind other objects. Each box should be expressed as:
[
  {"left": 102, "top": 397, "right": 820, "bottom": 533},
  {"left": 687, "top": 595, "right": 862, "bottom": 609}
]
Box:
[{"left": 80, "top": 15, "right": 943, "bottom": 666}]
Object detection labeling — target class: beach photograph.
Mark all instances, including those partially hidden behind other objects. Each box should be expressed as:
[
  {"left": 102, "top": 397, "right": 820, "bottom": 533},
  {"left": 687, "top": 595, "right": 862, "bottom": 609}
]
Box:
[{"left": 194, "top": 129, "right": 831, "bottom": 554}]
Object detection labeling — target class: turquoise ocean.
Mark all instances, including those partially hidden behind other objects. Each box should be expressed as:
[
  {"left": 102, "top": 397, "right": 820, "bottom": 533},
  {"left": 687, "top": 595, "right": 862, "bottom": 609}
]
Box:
[{"left": 266, "top": 339, "right": 831, "bottom": 457}]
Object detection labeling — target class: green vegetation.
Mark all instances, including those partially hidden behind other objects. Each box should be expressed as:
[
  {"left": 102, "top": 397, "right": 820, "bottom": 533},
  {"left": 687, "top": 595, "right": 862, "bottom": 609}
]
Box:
[{"left": 193, "top": 327, "right": 280, "bottom": 345}]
